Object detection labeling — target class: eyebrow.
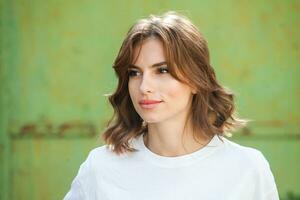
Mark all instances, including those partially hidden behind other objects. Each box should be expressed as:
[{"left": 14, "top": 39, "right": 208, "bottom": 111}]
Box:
[{"left": 128, "top": 61, "right": 167, "bottom": 69}]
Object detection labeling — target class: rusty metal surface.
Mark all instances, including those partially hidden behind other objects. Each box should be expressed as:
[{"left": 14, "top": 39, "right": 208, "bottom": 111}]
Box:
[
  {"left": 1, "top": 0, "right": 299, "bottom": 200},
  {"left": 9, "top": 120, "right": 98, "bottom": 138}
]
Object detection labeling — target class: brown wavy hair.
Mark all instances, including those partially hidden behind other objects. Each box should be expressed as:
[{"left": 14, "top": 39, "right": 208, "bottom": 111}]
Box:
[{"left": 102, "top": 11, "right": 248, "bottom": 155}]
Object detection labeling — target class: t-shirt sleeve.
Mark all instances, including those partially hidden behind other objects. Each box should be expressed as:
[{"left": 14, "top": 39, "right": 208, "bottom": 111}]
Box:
[
  {"left": 252, "top": 150, "right": 280, "bottom": 200},
  {"left": 63, "top": 179, "right": 86, "bottom": 200},
  {"left": 63, "top": 151, "right": 94, "bottom": 200}
]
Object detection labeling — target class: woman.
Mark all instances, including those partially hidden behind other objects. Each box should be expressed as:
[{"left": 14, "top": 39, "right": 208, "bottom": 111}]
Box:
[{"left": 64, "top": 11, "right": 279, "bottom": 200}]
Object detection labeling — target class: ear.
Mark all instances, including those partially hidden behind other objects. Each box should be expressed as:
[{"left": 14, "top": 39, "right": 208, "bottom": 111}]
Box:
[
  {"left": 191, "top": 87, "right": 197, "bottom": 94},
  {"left": 187, "top": 82, "right": 197, "bottom": 94}
]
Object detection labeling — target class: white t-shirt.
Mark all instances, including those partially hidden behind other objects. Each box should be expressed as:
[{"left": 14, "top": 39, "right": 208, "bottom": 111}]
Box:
[{"left": 63, "top": 134, "right": 279, "bottom": 200}]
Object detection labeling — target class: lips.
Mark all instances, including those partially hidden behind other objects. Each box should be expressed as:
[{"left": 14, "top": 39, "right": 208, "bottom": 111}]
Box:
[
  {"left": 139, "top": 100, "right": 162, "bottom": 105},
  {"left": 138, "top": 99, "right": 162, "bottom": 109}
]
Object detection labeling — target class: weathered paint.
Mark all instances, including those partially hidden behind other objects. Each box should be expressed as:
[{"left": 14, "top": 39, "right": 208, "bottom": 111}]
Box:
[
  {"left": 0, "top": 0, "right": 299, "bottom": 200},
  {"left": 10, "top": 120, "right": 97, "bottom": 138}
]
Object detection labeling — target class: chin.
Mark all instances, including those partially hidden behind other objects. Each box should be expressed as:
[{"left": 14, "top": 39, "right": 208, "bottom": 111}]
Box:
[
  {"left": 143, "top": 116, "right": 166, "bottom": 124},
  {"left": 138, "top": 112, "right": 167, "bottom": 124},
  {"left": 141, "top": 116, "right": 160, "bottom": 124},
  {"left": 142, "top": 119, "right": 157, "bottom": 124}
]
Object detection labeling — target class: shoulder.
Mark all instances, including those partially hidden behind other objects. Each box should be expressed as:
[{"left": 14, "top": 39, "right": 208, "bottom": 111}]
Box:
[
  {"left": 73, "top": 146, "right": 108, "bottom": 179},
  {"left": 221, "top": 137, "right": 279, "bottom": 197},
  {"left": 83, "top": 145, "right": 115, "bottom": 170},
  {"left": 87, "top": 145, "right": 112, "bottom": 163},
  {"left": 63, "top": 145, "right": 110, "bottom": 199},
  {"left": 220, "top": 137, "right": 271, "bottom": 171},
  {"left": 84, "top": 143, "right": 137, "bottom": 171}
]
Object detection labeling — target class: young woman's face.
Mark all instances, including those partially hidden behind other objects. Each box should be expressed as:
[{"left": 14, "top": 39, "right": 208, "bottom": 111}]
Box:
[{"left": 128, "top": 38, "right": 195, "bottom": 124}]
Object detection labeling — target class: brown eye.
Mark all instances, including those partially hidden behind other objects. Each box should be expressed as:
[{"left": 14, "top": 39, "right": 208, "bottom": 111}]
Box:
[
  {"left": 128, "top": 69, "right": 140, "bottom": 77},
  {"left": 158, "top": 66, "right": 169, "bottom": 74}
]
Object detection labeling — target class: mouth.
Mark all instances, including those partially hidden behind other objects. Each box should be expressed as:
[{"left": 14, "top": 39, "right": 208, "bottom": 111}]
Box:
[{"left": 138, "top": 100, "right": 162, "bottom": 109}]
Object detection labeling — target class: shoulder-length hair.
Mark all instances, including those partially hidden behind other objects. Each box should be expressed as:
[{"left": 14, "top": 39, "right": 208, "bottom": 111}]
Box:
[{"left": 102, "top": 11, "right": 248, "bottom": 155}]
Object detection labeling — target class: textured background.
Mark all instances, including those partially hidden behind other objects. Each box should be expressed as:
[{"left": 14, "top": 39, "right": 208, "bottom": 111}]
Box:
[{"left": 1, "top": 0, "right": 299, "bottom": 199}]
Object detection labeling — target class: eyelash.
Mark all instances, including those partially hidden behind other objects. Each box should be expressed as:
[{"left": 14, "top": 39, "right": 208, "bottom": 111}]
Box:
[{"left": 128, "top": 67, "right": 169, "bottom": 77}]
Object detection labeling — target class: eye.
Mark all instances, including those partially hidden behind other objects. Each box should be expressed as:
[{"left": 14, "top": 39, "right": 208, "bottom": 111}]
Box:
[
  {"left": 158, "top": 66, "right": 169, "bottom": 74},
  {"left": 128, "top": 69, "right": 140, "bottom": 77}
]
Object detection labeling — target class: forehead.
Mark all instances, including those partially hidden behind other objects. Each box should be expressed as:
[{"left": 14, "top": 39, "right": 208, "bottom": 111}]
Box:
[{"left": 132, "top": 37, "right": 166, "bottom": 67}]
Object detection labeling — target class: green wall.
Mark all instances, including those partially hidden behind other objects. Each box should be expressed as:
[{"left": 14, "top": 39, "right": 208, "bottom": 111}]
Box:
[{"left": 1, "top": 0, "right": 299, "bottom": 199}]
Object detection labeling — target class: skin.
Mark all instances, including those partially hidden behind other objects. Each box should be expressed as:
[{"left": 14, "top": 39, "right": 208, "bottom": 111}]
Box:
[{"left": 128, "top": 37, "right": 210, "bottom": 157}]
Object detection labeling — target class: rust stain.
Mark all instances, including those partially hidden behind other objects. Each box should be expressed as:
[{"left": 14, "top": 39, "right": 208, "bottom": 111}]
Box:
[
  {"left": 241, "top": 127, "right": 252, "bottom": 136},
  {"left": 20, "top": 123, "right": 37, "bottom": 136},
  {"left": 12, "top": 120, "right": 97, "bottom": 138},
  {"left": 58, "top": 120, "right": 96, "bottom": 137}
]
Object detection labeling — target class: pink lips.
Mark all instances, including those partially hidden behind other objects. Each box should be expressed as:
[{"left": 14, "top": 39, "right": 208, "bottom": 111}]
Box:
[{"left": 139, "top": 99, "right": 162, "bottom": 109}]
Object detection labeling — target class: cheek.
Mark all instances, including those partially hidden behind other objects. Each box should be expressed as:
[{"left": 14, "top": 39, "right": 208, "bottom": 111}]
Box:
[
  {"left": 128, "top": 82, "right": 134, "bottom": 99},
  {"left": 164, "top": 81, "right": 191, "bottom": 99},
  {"left": 128, "top": 80, "right": 139, "bottom": 100}
]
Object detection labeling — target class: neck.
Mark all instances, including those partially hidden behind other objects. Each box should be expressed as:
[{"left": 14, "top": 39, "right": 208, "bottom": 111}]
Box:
[{"left": 143, "top": 118, "right": 211, "bottom": 157}]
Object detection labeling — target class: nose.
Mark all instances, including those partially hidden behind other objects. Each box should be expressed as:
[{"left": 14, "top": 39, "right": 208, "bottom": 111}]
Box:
[{"left": 139, "top": 73, "right": 154, "bottom": 94}]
